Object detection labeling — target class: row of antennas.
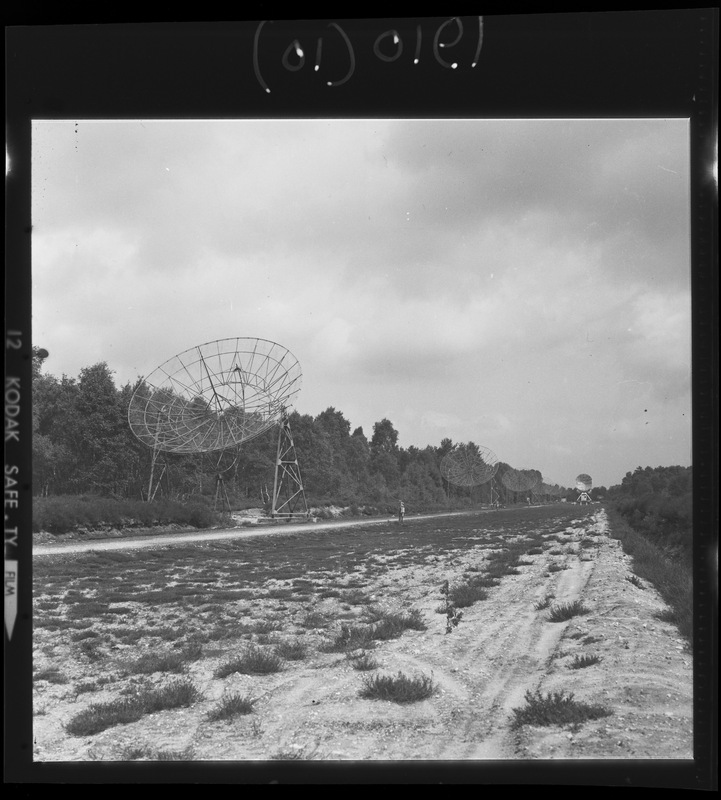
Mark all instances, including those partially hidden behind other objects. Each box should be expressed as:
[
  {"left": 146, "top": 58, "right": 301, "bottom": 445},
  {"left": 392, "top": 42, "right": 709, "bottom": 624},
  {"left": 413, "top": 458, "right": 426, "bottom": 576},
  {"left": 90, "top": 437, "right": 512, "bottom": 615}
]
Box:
[{"left": 127, "top": 337, "right": 593, "bottom": 515}]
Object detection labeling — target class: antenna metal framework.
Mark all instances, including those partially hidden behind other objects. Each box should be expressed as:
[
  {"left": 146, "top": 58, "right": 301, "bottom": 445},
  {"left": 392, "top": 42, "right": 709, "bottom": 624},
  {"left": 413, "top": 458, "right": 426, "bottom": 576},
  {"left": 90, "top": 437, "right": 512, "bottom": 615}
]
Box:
[
  {"left": 500, "top": 468, "right": 541, "bottom": 504},
  {"left": 440, "top": 444, "right": 500, "bottom": 506},
  {"left": 128, "top": 337, "right": 308, "bottom": 518}
]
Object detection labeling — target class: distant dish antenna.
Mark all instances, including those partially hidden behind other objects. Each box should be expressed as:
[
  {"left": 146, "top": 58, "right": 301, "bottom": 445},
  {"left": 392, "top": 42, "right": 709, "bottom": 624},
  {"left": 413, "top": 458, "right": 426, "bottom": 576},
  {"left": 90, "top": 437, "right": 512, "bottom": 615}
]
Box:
[
  {"left": 440, "top": 444, "right": 500, "bottom": 505},
  {"left": 575, "top": 473, "right": 593, "bottom": 505},
  {"left": 500, "top": 468, "right": 540, "bottom": 505},
  {"left": 128, "top": 337, "right": 308, "bottom": 518}
]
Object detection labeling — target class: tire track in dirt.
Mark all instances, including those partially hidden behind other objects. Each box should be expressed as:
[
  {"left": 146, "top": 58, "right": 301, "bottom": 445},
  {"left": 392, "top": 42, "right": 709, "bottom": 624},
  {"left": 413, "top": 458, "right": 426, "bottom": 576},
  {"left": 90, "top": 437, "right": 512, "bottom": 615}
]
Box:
[{"left": 248, "top": 512, "right": 602, "bottom": 761}]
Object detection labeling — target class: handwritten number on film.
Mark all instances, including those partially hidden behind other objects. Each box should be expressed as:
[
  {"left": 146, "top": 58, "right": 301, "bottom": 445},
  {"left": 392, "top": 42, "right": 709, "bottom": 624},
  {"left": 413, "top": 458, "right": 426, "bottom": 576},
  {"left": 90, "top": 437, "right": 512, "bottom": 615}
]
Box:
[{"left": 254, "top": 17, "right": 484, "bottom": 93}]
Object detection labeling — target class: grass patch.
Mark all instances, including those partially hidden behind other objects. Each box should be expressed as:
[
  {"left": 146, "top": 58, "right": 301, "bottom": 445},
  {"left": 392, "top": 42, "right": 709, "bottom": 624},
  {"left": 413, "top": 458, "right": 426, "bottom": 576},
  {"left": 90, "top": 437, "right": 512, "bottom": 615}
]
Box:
[
  {"left": 299, "top": 611, "right": 329, "bottom": 629},
  {"left": 273, "top": 640, "right": 307, "bottom": 660},
  {"left": 511, "top": 689, "right": 612, "bottom": 729},
  {"left": 359, "top": 671, "right": 436, "bottom": 703},
  {"left": 547, "top": 563, "right": 567, "bottom": 573},
  {"left": 321, "top": 624, "right": 376, "bottom": 652},
  {"left": 66, "top": 677, "right": 202, "bottom": 736},
  {"left": 35, "top": 667, "right": 68, "bottom": 684},
  {"left": 569, "top": 653, "right": 601, "bottom": 669},
  {"left": 347, "top": 651, "right": 379, "bottom": 671},
  {"left": 214, "top": 646, "right": 284, "bottom": 677},
  {"left": 206, "top": 692, "right": 256, "bottom": 721},
  {"left": 449, "top": 582, "right": 488, "bottom": 608},
  {"left": 548, "top": 600, "right": 590, "bottom": 623},
  {"left": 124, "top": 650, "right": 188, "bottom": 675},
  {"left": 533, "top": 594, "right": 554, "bottom": 611}
]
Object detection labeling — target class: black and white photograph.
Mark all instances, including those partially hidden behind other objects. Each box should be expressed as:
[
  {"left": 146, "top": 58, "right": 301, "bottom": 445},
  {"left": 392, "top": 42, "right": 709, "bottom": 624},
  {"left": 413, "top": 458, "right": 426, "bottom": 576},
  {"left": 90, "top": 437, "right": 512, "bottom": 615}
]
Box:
[{"left": 6, "top": 13, "right": 717, "bottom": 786}]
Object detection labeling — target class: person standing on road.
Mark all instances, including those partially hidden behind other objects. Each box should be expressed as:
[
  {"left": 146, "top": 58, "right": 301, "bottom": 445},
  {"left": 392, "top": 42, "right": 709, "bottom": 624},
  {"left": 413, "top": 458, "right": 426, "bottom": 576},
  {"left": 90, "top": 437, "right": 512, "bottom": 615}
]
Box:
[{"left": 399, "top": 500, "right": 405, "bottom": 524}]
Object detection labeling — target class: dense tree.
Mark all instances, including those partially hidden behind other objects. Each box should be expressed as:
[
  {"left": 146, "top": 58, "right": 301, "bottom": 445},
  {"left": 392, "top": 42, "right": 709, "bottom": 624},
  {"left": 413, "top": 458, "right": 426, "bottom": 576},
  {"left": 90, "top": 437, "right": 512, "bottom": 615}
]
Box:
[{"left": 608, "top": 465, "right": 692, "bottom": 561}]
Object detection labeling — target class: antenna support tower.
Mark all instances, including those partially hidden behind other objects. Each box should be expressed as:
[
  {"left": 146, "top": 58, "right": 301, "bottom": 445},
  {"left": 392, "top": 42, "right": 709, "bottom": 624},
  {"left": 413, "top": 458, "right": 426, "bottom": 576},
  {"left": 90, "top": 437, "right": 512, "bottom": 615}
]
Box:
[{"left": 271, "top": 411, "right": 309, "bottom": 520}]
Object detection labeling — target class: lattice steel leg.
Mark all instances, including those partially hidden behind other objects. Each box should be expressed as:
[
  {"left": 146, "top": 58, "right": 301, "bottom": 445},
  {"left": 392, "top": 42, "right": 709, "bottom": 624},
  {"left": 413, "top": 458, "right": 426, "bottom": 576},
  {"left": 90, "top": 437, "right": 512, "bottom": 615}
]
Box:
[{"left": 271, "top": 412, "right": 309, "bottom": 520}]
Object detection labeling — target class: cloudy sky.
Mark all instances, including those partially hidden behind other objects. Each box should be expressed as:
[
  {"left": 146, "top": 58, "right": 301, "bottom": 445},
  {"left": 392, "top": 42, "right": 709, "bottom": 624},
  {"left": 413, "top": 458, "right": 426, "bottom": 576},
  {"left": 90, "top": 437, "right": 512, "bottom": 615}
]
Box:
[{"left": 30, "top": 118, "right": 691, "bottom": 489}]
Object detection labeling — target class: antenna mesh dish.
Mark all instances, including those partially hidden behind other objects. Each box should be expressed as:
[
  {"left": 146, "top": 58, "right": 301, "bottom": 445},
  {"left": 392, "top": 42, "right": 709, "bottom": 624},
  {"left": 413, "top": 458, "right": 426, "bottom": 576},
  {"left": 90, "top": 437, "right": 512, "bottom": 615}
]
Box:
[
  {"left": 128, "top": 338, "right": 302, "bottom": 454},
  {"left": 500, "top": 468, "right": 541, "bottom": 492},
  {"left": 575, "top": 473, "right": 593, "bottom": 491},
  {"left": 440, "top": 444, "right": 499, "bottom": 487}
]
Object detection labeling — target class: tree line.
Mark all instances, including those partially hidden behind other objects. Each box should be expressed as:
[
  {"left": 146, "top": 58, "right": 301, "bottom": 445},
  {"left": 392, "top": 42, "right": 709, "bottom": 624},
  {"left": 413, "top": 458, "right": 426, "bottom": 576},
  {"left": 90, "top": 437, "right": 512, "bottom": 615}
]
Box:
[
  {"left": 607, "top": 465, "right": 692, "bottom": 560},
  {"left": 32, "top": 350, "right": 571, "bottom": 511}
]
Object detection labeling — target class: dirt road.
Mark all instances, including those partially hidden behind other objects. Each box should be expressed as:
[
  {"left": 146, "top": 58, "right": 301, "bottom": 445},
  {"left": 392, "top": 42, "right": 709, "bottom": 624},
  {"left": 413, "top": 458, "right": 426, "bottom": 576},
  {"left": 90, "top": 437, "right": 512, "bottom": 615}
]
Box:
[{"left": 32, "top": 510, "right": 480, "bottom": 556}]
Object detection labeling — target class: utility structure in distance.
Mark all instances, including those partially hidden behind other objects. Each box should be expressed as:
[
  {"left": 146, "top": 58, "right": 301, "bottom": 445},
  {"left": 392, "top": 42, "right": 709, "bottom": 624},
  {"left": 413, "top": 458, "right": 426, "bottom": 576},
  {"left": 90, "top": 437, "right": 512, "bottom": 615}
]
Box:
[
  {"left": 127, "top": 337, "right": 309, "bottom": 519},
  {"left": 440, "top": 443, "right": 500, "bottom": 506},
  {"left": 575, "top": 473, "right": 593, "bottom": 505}
]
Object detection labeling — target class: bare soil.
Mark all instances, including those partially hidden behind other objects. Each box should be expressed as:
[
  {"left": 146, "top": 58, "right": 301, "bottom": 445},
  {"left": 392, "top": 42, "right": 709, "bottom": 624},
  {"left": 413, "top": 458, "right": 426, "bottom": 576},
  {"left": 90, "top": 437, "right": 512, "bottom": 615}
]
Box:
[{"left": 31, "top": 506, "right": 693, "bottom": 764}]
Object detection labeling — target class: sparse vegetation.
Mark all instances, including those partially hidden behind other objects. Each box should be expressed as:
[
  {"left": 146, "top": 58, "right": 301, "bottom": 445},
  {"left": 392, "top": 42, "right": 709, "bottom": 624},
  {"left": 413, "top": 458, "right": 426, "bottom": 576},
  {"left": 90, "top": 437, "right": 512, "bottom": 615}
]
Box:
[
  {"left": 359, "top": 672, "right": 437, "bottom": 703},
  {"left": 214, "top": 647, "right": 284, "bottom": 677},
  {"left": 548, "top": 601, "right": 590, "bottom": 623},
  {"left": 34, "top": 667, "right": 69, "bottom": 684},
  {"left": 533, "top": 594, "right": 554, "bottom": 611},
  {"left": 65, "top": 678, "right": 203, "bottom": 737},
  {"left": 569, "top": 653, "right": 601, "bottom": 669},
  {"left": 347, "top": 651, "right": 379, "bottom": 671},
  {"left": 206, "top": 693, "right": 256, "bottom": 721},
  {"left": 511, "top": 689, "right": 612, "bottom": 728},
  {"left": 273, "top": 640, "right": 307, "bottom": 661}
]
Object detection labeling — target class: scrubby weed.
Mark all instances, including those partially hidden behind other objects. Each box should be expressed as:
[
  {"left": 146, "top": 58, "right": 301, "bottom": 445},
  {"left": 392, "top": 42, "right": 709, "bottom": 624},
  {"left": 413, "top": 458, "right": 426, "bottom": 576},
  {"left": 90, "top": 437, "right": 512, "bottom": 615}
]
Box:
[
  {"left": 440, "top": 580, "right": 463, "bottom": 633},
  {"left": 625, "top": 574, "right": 644, "bottom": 589},
  {"left": 124, "top": 650, "right": 187, "bottom": 675},
  {"left": 371, "top": 609, "right": 426, "bottom": 640},
  {"left": 34, "top": 667, "right": 68, "bottom": 684},
  {"left": 273, "top": 640, "right": 307, "bottom": 660},
  {"left": 511, "top": 689, "right": 612, "bottom": 729},
  {"left": 122, "top": 744, "right": 195, "bottom": 760},
  {"left": 533, "top": 594, "right": 554, "bottom": 611},
  {"left": 322, "top": 609, "right": 426, "bottom": 652},
  {"left": 347, "top": 651, "right": 379, "bottom": 671},
  {"left": 270, "top": 742, "right": 320, "bottom": 760},
  {"left": 548, "top": 600, "right": 590, "bottom": 623},
  {"left": 65, "top": 698, "right": 146, "bottom": 736},
  {"left": 569, "top": 653, "right": 601, "bottom": 670},
  {"left": 65, "top": 678, "right": 203, "bottom": 737},
  {"left": 214, "top": 646, "right": 284, "bottom": 677},
  {"left": 320, "top": 623, "right": 375, "bottom": 653},
  {"left": 206, "top": 692, "right": 256, "bottom": 721},
  {"left": 359, "top": 671, "right": 436, "bottom": 703},
  {"left": 300, "top": 611, "right": 329, "bottom": 629}
]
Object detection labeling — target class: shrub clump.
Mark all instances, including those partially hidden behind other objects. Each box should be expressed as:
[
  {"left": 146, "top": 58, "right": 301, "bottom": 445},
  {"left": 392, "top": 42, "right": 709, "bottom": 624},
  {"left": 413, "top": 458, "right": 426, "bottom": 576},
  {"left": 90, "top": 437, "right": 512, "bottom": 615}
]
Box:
[
  {"left": 359, "top": 671, "right": 436, "bottom": 703},
  {"left": 206, "top": 693, "right": 256, "bottom": 722},
  {"left": 65, "top": 678, "right": 202, "bottom": 737},
  {"left": 569, "top": 653, "right": 601, "bottom": 670},
  {"left": 511, "top": 689, "right": 612, "bottom": 729},
  {"left": 214, "top": 646, "right": 284, "bottom": 677},
  {"left": 547, "top": 600, "right": 590, "bottom": 622}
]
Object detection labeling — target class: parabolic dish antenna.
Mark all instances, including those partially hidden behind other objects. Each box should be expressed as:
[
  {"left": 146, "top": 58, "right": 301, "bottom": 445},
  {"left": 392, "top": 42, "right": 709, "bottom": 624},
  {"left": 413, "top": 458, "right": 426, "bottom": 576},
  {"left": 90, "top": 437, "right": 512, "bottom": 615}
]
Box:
[
  {"left": 440, "top": 444, "right": 499, "bottom": 487},
  {"left": 128, "top": 338, "right": 302, "bottom": 454},
  {"left": 575, "top": 473, "right": 593, "bottom": 492},
  {"left": 500, "top": 468, "right": 541, "bottom": 493}
]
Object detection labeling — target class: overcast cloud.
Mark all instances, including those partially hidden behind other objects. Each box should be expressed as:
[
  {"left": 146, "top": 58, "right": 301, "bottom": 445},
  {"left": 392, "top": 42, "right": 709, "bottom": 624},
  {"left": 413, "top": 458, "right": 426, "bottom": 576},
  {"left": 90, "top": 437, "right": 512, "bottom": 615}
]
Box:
[{"left": 31, "top": 118, "right": 691, "bottom": 488}]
